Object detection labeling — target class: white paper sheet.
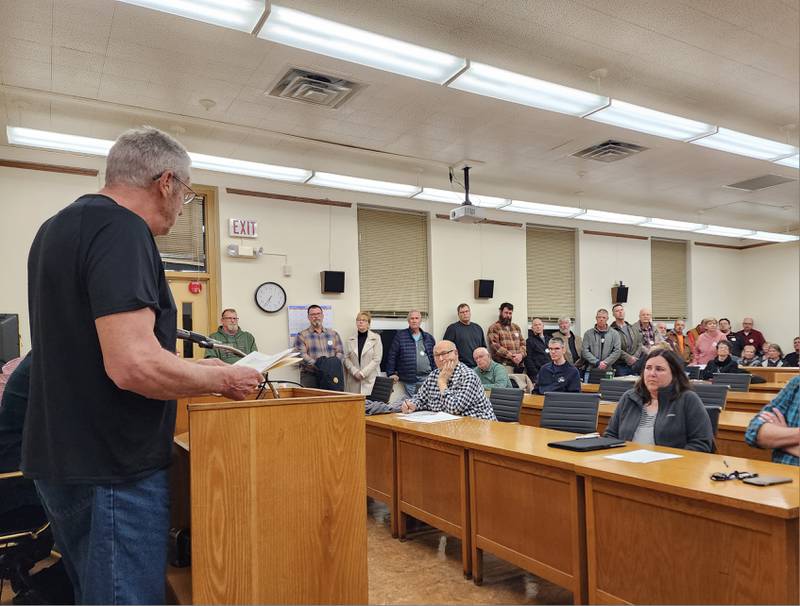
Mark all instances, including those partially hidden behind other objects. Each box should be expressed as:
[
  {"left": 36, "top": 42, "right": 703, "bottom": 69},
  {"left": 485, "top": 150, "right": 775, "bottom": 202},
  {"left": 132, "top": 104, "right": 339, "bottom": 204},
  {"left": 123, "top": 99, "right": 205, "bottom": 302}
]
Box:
[
  {"left": 234, "top": 348, "right": 301, "bottom": 373},
  {"left": 399, "top": 411, "right": 462, "bottom": 423},
  {"left": 604, "top": 449, "right": 683, "bottom": 464}
]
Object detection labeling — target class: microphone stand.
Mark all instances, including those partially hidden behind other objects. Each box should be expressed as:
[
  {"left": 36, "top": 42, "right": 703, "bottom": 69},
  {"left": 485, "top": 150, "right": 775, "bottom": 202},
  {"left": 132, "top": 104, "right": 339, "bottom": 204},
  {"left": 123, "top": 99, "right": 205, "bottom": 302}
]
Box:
[{"left": 176, "top": 329, "right": 281, "bottom": 399}]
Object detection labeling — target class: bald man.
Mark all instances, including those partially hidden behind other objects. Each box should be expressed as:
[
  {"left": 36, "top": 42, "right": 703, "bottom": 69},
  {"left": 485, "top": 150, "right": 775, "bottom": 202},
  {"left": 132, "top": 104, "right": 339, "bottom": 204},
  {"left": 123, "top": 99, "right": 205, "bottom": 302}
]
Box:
[
  {"left": 401, "top": 341, "right": 496, "bottom": 420},
  {"left": 733, "top": 317, "right": 766, "bottom": 356}
]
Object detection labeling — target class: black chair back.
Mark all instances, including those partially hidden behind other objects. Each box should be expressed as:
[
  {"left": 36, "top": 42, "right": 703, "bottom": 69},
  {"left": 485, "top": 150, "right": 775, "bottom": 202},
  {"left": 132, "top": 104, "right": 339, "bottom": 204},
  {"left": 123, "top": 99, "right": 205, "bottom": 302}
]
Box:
[
  {"left": 599, "top": 379, "right": 632, "bottom": 402},
  {"left": 587, "top": 368, "right": 610, "bottom": 384},
  {"left": 711, "top": 373, "right": 752, "bottom": 392},
  {"left": 686, "top": 366, "right": 702, "bottom": 380},
  {"left": 369, "top": 376, "right": 394, "bottom": 403},
  {"left": 704, "top": 405, "right": 722, "bottom": 437},
  {"left": 692, "top": 383, "right": 729, "bottom": 409},
  {"left": 489, "top": 388, "right": 524, "bottom": 422},
  {"left": 541, "top": 392, "right": 600, "bottom": 434}
]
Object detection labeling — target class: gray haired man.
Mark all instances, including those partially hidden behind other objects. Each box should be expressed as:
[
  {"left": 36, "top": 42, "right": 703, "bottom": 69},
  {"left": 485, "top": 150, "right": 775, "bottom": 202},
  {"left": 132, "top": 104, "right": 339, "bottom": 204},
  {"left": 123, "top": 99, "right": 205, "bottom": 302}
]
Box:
[{"left": 24, "top": 127, "right": 263, "bottom": 604}]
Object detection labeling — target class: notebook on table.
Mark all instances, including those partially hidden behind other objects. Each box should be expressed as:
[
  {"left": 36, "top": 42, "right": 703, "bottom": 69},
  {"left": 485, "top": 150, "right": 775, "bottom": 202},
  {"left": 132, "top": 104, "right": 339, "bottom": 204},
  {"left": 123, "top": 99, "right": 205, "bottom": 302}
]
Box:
[{"left": 548, "top": 436, "right": 626, "bottom": 452}]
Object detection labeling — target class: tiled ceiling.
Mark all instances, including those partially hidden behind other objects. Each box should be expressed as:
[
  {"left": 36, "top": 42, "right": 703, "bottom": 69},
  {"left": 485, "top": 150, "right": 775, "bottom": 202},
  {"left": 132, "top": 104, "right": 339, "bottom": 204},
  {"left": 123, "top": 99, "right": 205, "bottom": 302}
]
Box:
[{"left": 0, "top": 0, "right": 798, "bottom": 232}]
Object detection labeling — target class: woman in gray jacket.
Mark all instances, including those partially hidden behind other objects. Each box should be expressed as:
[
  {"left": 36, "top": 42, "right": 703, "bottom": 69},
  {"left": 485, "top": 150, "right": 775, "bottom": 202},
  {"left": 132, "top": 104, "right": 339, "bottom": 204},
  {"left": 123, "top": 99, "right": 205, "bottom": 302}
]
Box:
[{"left": 604, "top": 349, "right": 714, "bottom": 452}]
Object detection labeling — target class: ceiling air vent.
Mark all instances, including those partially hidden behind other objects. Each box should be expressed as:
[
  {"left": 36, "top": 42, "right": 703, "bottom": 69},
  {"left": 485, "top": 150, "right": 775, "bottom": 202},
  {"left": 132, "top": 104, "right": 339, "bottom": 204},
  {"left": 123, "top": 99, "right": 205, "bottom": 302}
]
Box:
[
  {"left": 572, "top": 140, "right": 648, "bottom": 163},
  {"left": 723, "top": 174, "right": 797, "bottom": 192},
  {"left": 267, "top": 68, "right": 363, "bottom": 109}
]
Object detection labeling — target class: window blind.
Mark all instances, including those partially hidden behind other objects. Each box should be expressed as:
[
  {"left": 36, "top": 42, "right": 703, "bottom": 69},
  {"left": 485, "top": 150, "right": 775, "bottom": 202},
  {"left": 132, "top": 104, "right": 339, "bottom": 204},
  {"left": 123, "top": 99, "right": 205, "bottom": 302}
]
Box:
[
  {"left": 526, "top": 226, "right": 576, "bottom": 320},
  {"left": 154, "top": 194, "right": 206, "bottom": 271},
  {"left": 651, "top": 238, "right": 687, "bottom": 319},
  {"left": 358, "top": 207, "right": 429, "bottom": 315}
]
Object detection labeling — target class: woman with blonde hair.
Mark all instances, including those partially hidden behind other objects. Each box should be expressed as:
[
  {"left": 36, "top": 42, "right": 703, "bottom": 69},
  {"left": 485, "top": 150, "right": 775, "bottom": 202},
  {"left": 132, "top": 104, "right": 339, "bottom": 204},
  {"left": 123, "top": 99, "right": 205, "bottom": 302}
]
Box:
[{"left": 344, "top": 311, "right": 383, "bottom": 395}]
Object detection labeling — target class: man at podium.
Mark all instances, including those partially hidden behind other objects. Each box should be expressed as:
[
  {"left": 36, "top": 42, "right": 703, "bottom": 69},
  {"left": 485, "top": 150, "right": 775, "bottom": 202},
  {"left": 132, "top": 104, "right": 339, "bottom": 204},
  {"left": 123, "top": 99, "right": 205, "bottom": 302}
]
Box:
[{"left": 23, "top": 127, "right": 262, "bottom": 605}]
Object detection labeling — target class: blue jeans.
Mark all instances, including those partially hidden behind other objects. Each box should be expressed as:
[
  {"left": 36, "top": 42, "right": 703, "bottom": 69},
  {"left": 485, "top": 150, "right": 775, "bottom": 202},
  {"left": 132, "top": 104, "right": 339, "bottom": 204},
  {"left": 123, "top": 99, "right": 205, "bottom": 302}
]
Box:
[
  {"left": 614, "top": 363, "right": 635, "bottom": 377},
  {"left": 401, "top": 380, "right": 424, "bottom": 398},
  {"left": 35, "top": 469, "right": 170, "bottom": 605}
]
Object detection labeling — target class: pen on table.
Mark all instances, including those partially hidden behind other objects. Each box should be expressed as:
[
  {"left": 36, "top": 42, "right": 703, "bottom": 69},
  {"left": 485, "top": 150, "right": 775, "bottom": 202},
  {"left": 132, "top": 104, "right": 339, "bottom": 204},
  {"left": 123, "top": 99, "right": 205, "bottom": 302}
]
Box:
[{"left": 723, "top": 460, "right": 729, "bottom": 468}]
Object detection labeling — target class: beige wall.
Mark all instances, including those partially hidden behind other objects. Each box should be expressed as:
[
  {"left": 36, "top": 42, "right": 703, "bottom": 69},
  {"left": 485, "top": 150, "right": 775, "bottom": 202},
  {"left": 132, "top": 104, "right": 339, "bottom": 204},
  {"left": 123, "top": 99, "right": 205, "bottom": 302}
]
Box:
[
  {"left": 577, "top": 232, "right": 652, "bottom": 334},
  {"left": 1, "top": 144, "right": 798, "bottom": 367}
]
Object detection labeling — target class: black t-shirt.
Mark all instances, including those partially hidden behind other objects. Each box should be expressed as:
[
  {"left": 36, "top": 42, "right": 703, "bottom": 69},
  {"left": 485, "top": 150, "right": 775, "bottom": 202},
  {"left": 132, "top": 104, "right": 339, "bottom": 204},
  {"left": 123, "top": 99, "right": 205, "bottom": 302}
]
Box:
[{"left": 23, "top": 195, "right": 177, "bottom": 483}]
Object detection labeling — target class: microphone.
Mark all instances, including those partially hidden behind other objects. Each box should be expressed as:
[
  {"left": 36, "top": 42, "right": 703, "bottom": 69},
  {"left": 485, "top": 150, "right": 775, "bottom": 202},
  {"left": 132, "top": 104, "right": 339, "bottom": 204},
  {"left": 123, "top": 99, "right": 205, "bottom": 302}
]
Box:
[
  {"left": 176, "top": 329, "right": 246, "bottom": 359},
  {"left": 176, "top": 328, "right": 216, "bottom": 348}
]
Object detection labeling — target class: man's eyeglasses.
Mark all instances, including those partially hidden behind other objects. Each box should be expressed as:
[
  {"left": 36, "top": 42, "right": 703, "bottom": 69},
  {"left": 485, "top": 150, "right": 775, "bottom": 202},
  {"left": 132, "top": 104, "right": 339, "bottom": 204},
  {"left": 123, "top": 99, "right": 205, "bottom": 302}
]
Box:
[
  {"left": 710, "top": 471, "right": 759, "bottom": 482},
  {"left": 153, "top": 172, "right": 197, "bottom": 204},
  {"left": 222, "top": 317, "right": 238, "bottom": 321},
  {"left": 434, "top": 349, "right": 455, "bottom": 359}
]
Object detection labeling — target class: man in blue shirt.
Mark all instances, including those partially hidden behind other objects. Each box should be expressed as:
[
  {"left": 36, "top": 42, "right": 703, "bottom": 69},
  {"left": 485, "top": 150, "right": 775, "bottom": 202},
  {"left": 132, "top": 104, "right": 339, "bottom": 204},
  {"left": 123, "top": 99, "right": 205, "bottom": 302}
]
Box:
[
  {"left": 745, "top": 375, "right": 800, "bottom": 466},
  {"left": 535, "top": 337, "right": 581, "bottom": 395}
]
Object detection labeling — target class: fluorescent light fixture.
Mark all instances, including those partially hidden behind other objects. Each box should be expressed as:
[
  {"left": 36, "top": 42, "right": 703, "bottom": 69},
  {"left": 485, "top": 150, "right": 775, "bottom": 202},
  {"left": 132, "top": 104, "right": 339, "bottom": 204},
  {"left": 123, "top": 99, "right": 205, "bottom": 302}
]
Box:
[
  {"left": 774, "top": 154, "right": 799, "bottom": 169},
  {"left": 189, "top": 152, "right": 311, "bottom": 182},
  {"left": 574, "top": 209, "right": 646, "bottom": 225},
  {"left": 7, "top": 126, "right": 113, "bottom": 156},
  {"left": 639, "top": 217, "right": 705, "bottom": 231},
  {"left": 448, "top": 61, "right": 608, "bottom": 117},
  {"left": 586, "top": 100, "right": 716, "bottom": 142},
  {"left": 117, "top": 0, "right": 266, "bottom": 32},
  {"left": 259, "top": 5, "right": 466, "bottom": 84},
  {"left": 414, "top": 188, "right": 470, "bottom": 204},
  {"left": 504, "top": 200, "right": 583, "bottom": 218},
  {"left": 741, "top": 231, "right": 799, "bottom": 242},
  {"left": 309, "top": 172, "right": 421, "bottom": 197},
  {"left": 690, "top": 127, "right": 797, "bottom": 161},
  {"left": 693, "top": 224, "right": 755, "bottom": 237}
]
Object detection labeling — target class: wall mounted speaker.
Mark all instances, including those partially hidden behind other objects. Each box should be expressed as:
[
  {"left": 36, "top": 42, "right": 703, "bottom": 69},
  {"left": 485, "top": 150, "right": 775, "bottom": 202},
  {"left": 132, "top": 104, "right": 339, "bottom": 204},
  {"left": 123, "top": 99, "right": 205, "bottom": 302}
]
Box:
[
  {"left": 321, "top": 271, "right": 345, "bottom": 294},
  {"left": 611, "top": 283, "right": 629, "bottom": 304},
  {"left": 474, "top": 279, "right": 494, "bottom": 299}
]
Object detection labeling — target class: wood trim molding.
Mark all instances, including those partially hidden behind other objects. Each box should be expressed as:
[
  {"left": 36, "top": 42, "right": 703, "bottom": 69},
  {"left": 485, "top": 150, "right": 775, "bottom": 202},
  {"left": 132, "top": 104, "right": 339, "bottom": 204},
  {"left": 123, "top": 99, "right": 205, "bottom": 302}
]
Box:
[
  {"left": 693, "top": 241, "right": 780, "bottom": 251},
  {"left": 226, "top": 188, "right": 352, "bottom": 208},
  {"left": 434, "top": 213, "right": 523, "bottom": 228},
  {"left": 0, "top": 158, "right": 98, "bottom": 177},
  {"left": 582, "top": 229, "right": 649, "bottom": 241}
]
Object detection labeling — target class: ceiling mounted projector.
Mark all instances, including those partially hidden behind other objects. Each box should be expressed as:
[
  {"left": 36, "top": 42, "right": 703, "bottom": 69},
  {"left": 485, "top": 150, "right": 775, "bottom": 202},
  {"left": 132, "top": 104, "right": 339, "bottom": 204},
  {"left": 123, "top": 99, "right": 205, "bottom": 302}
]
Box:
[{"left": 449, "top": 166, "right": 486, "bottom": 224}]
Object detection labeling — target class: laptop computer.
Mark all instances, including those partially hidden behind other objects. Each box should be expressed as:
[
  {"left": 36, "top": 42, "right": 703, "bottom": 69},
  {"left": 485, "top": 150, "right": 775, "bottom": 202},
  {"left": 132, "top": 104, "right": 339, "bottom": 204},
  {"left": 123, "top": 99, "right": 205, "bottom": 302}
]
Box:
[{"left": 548, "top": 436, "right": 626, "bottom": 452}]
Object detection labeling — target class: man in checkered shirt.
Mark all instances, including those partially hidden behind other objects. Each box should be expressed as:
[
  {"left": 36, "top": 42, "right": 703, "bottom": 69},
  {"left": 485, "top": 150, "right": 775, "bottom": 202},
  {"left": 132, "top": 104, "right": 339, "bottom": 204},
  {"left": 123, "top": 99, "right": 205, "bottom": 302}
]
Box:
[{"left": 401, "top": 340, "right": 496, "bottom": 420}]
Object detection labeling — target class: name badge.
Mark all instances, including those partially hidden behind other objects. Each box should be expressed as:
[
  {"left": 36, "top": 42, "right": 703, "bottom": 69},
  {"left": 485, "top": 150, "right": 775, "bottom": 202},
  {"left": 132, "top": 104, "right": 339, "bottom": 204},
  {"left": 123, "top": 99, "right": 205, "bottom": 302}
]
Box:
[
  {"left": 545, "top": 348, "right": 549, "bottom": 353},
  {"left": 601, "top": 338, "right": 605, "bottom": 344},
  {"left": 730, "top": 336, "right": 737, "bottom": 341},
  {"left": 557, "top": 376, "right": 565, "bottom": 383},
  {"left": 513, "top": 332, "right": 518, "bottom": 338},
  {"left": 749, "top": 338, "right": 754, "bottom": 343},
  {"left": 327, "top": 340, "right": 333, "bottom": 346},
  {"left": 420, "top": 350, "right": 426, "bottom": 356}
]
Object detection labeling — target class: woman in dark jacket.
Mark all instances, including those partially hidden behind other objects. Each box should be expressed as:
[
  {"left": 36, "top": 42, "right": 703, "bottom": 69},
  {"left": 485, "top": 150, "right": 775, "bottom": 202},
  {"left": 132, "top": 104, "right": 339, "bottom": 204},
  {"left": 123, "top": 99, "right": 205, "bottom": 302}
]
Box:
[
  {"left": 700, "top": 341, "right": 739, "bottom": 379},
  {"left": 605, "top": 349, "right": 714, "bottom": 452}
]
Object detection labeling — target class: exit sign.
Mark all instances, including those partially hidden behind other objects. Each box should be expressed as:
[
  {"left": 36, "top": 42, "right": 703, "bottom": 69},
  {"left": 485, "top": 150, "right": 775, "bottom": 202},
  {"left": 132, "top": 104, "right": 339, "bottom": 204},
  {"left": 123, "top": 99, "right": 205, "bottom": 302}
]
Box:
[{"left": 229, "top": 218, "right": 258, "bottom": 238}]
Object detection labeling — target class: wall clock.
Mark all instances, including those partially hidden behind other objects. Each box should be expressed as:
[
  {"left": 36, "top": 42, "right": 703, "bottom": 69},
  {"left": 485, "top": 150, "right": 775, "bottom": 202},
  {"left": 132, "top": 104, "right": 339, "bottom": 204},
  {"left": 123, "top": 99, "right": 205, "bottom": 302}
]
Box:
[{"left": 255, "top": 282, "right": 287, "bottom": 313}]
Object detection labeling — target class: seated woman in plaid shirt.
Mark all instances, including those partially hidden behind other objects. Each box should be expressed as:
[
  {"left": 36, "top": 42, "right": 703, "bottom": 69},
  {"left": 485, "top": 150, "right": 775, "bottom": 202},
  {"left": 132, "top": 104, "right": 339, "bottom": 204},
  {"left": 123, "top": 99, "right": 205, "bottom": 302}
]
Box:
[{"left": 400, "top": 341, "right": 496, "bottom": 420}]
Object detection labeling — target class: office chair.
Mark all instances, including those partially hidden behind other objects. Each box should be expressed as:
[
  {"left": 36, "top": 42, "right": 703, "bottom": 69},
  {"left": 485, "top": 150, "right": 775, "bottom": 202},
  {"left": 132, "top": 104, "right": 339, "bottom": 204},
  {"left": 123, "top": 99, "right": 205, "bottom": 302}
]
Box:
[
  {"left": 0, "top": 472, "right": 56, "bottom": 603},
  {"left": 488, "top": 388, "right": 524, "bottom": 422},
  {"left": 686, "top": 366, "right": 702, "bottom": 380},
  {"left": 711, "top": 372, "right": 752, "bottom": 392},
  {"left": 541, "top": 392, "right": 600, "bottom": 434},
  {"left": 599, "top": 379, "right": 632, "bottom": 402},
  {"left": 692, "top": 383, "right": 729, "bottom": 409},
  {"left": 704, "top": 405, "right": 722, "bottom": 453},
  {"left": 586, "top": 368, "right": 610, "bottom": 384},
  {"left": 368, "top": 376, "right": 394, "bottom": 404}
]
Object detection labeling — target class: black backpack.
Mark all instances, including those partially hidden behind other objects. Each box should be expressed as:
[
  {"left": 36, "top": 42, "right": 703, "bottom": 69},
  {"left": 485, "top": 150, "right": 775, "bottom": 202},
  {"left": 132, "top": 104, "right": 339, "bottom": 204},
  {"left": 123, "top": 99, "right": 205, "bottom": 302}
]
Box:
[{"left": 314, "top": 356, "right": 345, "bottom": 391}]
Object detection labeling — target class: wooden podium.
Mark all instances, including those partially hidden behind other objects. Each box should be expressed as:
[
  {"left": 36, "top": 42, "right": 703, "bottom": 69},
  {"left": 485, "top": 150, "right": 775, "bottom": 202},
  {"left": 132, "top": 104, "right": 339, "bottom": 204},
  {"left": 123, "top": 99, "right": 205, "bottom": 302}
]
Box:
[{"left": 168, "top": 388, "right": 368, "bottom": 604}]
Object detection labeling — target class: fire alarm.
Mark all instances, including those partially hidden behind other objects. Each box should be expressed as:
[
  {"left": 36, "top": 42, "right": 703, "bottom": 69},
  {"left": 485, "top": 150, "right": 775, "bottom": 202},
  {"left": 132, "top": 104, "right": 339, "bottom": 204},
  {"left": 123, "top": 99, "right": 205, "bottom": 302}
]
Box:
[{"left": 188, "top": 281, "right": 202, "bottom": 294}]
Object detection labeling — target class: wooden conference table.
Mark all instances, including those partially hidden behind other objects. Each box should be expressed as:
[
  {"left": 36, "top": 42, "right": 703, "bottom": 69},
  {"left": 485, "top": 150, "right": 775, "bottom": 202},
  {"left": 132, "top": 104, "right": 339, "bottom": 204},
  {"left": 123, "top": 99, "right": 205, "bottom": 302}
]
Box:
[
  {"left": 519, "top": 394, "right": 771, "bottom": 462},
  {"left": 365, "top": 415, "right": 798, "bottom": 605}
]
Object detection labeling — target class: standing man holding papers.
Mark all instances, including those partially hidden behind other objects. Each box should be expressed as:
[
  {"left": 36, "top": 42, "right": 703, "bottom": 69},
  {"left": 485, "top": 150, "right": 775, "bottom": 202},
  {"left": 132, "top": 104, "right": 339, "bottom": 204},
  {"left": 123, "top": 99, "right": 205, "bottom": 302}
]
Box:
[{"left": 23, "top": 127, "right": 263, "bottom": 605}]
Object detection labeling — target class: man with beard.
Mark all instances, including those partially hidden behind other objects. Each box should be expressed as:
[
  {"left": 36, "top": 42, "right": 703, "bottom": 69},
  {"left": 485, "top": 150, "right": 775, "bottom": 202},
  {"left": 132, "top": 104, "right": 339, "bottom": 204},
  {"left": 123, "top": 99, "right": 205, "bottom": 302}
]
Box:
[
  {"left": 294, "top": 304, "right": 344, "bottom": 388},
  {"left": 549, "top": 316, "right": 583, "bottom": 369},
  {"left": 581, "top": 308, "right": 621, "bottom": 380},
  {"left": 487, "top": 302, "right": 526, "bottom": 374}
]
